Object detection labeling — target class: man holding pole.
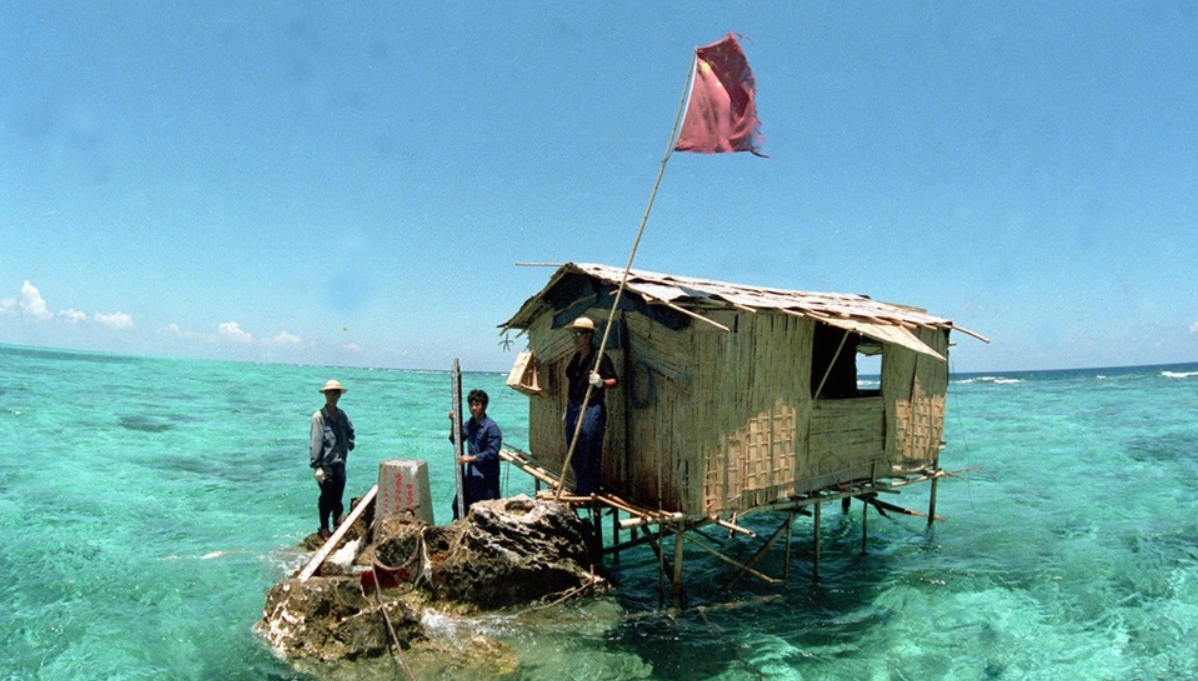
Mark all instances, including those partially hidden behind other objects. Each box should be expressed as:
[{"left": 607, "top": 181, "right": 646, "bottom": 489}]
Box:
[
  {"left": 448, "top": 389, "right": 503, "bottom": 519},
  {"left": 564, "top": 317, "right": 618, "bottom": 496}
]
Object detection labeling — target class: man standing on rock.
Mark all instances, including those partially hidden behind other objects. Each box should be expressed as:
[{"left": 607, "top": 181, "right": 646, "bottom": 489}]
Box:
[
  {"left": 310, "top": 379, "right": 354, "bottom": 539},
  {"left": 449, "top": 388, "right": 503, "bottom": 519}
]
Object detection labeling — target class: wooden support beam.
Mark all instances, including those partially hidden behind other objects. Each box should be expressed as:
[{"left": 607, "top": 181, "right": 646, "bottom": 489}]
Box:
[
  {"left": 637, "top": 525, "right": 671, "bottom": 606},
  {"left": 298, "top": 485, "right": 378, "bottom": 582},
  {"left": 782, "top": 511, "right": 794, "bottom": 581},
  {"left": 813, "top": 501, "right": 822, "bottom": 580},
  {"left": 713, "top": 516, "right": 756, "bottom": 538},
  {"left": 611, "top": 507, "right": 621, "bottom": 563},
  {"left": 618, "top": 511, "right": 687, "bottom": 530},
  {"left": 591, "top": 505, "right": 602, "bottom": 553},
  {"left": 866, "top": 495, "right": 946, "bottom": 522},
  {"left": 655, "top": 299, "right": 731, "bottom": 331},
  {"left": 672, "top": 521, "right": 685, "bottom": 607},
  {"left": 928, "top": 457, "right": 941, "bottom": 528},
  {"left": 860, "top": 496, "right": 869, "bottom": 555},
  {"left": 499, "top": 448, "right": 561, "bottom": 488},
  {"left": 605, "top": 526, "right": 666, "bottom": 554},
  {"left": 683, "top": 532, "right": 778, "bottom": 586},
  {"left": 721, "top": 516, "right": 790, "bottom": 590}
]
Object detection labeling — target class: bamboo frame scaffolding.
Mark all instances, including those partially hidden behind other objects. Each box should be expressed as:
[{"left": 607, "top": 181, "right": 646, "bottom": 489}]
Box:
[{"left": 500, "top": 446, "right": 953, "bottom": 605}]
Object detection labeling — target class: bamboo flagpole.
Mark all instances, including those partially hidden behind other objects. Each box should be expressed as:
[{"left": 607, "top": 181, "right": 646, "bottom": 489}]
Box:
[
  {"left": 554, "top": 52, "right": 699, "bottom": 501},
  {"left": 555, "top": 33, "right": 765, "bottom": 501}
]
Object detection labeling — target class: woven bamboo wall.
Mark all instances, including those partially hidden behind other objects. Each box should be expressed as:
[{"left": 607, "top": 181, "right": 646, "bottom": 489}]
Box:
[
  {"left": 883, "top": 327, "right": 949, "bottom": 471},
  {"left": 621, "top": 311, "right": 694, "bottom": 509},
  {"left": 802, "top": 397, "right": 885, "bottom": 491},
  {"left": 517, "top": 304, "right": 951, "bottom": 517},
  {"left": 694, "top": 312, "right": 810, "bottom": 513}
]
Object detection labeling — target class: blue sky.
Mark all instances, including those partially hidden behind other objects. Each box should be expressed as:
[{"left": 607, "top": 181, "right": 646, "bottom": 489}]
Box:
[{"left": 2, "top": 2, "right": 1195, "bottom": 373}]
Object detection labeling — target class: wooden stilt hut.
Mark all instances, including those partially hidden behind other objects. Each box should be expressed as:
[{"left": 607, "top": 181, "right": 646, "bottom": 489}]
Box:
[{"left": 499, "top": 262, "right": 985, "bottom": 589}]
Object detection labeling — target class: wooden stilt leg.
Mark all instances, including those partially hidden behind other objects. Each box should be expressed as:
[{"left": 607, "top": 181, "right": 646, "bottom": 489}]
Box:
[
  {"left": 813, "top": 501, "right": 822, "bottom": 580},
  {"left": 612, "top": 508, "right": 621, "bottom": 563},
  {"left": 783, "top": 510, "right": 795, "bottom": 580},
  {"left": 672, "top": 521, "right": 685, "bottom": 608},
  {"left": 591, "top": 505, "right": 602, "bottom": 553},
  {"left": 928, "top": 456, "right": 941, "bottom": 529},
  {"left": 861, "top": 497, "right": 869, "bottom": 554},
  {"left": 640, "top": 526, "right": 669, "bottom": 606}
]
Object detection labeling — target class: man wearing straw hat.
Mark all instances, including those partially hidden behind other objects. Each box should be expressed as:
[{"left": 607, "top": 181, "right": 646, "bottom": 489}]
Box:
[
  {"left": 564, "top": 317, "right": 618, "bottom": 495},
  {"left": 310, "top": 379, "right": 355, "bottom": 540}
]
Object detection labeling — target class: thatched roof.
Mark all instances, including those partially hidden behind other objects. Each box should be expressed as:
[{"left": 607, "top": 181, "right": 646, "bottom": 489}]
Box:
[{"left": 502, "top": 263, "right": 986, "bottom": 361}]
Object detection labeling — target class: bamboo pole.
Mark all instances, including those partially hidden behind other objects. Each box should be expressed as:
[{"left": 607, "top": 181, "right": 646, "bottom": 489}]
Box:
[
  {"left": 813, "top": 501, "right": 822, "bottom": 580},
  {"left": 298, "top": 485, "right": 378, "bottom": 582},
  {"left": 928, "top": 454, "right": 940, "bottom": 528},
  {"left": 684, "top": 533, "right": 778, "bottom": 586},
  {"left": 713, "top": 516, "right": 756, "bottom": 537},
  {"left": 639, "top": 525, "right": 670, "bottom": 606},
  {"left": 868, "top": 495, "right": 946, "bottom": 522},
  {"left": 860, "top": 497, "right": 869, "bottom": 555},
  {"left": 612, "top": 506, "right": 621, "bottom": 563},
  {"left": 657, "top": 300, "right": 731, "bottom": 331},
  {"left": 619, "top": 511, "right": 687, "bottom": 530},
  {"left": 451, "top": 359, "right": 465, "bottom": 520},
  {"left": 605, "top": 525, "right": 668, "bottom": 555},
  {"left": 721, "top": 517, "right": 790, "bottom": 590},
  {"left": 672, "top": 520, "right": 686, "bottom": 606},
  {"left": 555, "top": 51, "right": 697, "bottom": 501},
  {"left": 499, "top": 448, "right": 560, "bottom": 488},
  {"left": 783, "top": 510, "right": 794, "bottom": 580},
  {"left": 813, "top": 329, "right": 851, "bottom": 401}
]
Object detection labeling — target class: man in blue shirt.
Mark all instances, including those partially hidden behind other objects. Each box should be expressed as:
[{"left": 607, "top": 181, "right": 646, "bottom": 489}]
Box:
[{"left": 449, "top": 389, "right": 503, "bottom": 519}]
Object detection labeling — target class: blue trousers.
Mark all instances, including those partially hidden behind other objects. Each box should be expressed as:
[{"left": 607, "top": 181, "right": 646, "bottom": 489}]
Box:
[
  {"left": 564, "top": 402, "right": 606, "bottom": 495},
  {"left": 453, "top": 473, "right": 500, "bottom": 520}
]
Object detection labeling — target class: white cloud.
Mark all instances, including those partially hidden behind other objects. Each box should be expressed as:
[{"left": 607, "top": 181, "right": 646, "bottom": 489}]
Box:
[
  {"left": 262, "top": 331, "right": 302, "bottom": 347},
  {"left": 165, "top": 323, "right": 203, "bottom": 340},
  {"left": 20, "top": 281, "right": 52, "bottom": 320},
  {"left": 218, "top": 321, "right": 253, "bottom": 344},
  {"left": 59, "top": 309, "right": 88, "bottom": 323},
  {"left": 95, "top": 311, "right": 134, "bottom": 329},
  {"left": 0, "top": 298, "right": 15, "bottom": 316},
  {"left": 1190, "top": 321, "right": 1198, "bottom": 335}
]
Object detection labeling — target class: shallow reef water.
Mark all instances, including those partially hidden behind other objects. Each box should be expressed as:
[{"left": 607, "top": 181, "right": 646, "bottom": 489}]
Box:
[{"left": 2, "top": 344, "right": 1197, "bottom": 680}]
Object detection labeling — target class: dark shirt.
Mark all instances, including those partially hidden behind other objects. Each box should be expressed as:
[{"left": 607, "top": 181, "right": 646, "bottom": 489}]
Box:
[
  {"left": 566, "top": 349, "right": 616, "bottom": 405},
  {"left": 452, "top": 415, "right": 502, "bottom": 482}
]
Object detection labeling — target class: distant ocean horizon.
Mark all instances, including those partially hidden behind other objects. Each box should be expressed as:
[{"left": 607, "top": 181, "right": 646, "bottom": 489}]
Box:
[
  {"left": 9, "top": 339, "right": 1195, "bottom": 380},
  {"left": 3, "top": 342, "right": 1197, "bottom": 680}
]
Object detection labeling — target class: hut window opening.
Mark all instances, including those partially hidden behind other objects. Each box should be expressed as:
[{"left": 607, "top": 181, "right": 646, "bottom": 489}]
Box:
[
  {"left": 857, "top": 342, "right": 882, "bottom": 393},
  {"left": 811, "top": 325, "right": 882, "bottom": 399}
]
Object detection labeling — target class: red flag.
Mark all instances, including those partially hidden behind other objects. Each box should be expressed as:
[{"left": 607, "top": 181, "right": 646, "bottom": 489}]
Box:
[{"left": 674, "top": 33, "right": 765, "bottom": 156}]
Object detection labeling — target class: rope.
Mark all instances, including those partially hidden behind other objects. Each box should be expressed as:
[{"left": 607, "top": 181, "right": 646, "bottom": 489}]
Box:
[{"left": 371, "top": 572, "right": 418, "bottom": 681}]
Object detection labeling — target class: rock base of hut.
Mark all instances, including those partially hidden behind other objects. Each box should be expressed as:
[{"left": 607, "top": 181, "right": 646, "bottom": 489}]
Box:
[{"left": 256, "top": 495, "right": 607, "bottom": 672}]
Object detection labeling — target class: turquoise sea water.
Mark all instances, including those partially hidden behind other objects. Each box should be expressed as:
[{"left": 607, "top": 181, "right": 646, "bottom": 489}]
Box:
[{"left": 2, "top": 344, "right": 1197, "bottom": 680}]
